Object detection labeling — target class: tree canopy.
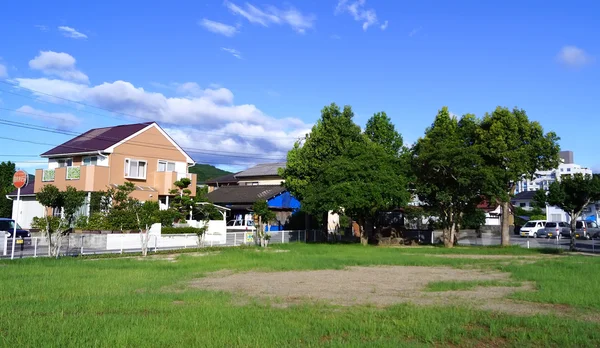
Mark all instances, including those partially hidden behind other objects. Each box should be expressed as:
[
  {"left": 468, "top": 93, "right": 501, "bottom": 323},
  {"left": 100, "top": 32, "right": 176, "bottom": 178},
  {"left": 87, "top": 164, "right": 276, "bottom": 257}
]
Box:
[
  {"left": 364, "top": 112, "right": 403, "bottom": 156},
  {"left": 0, "top": 161, "right": 16, "bottom": 218},
  {"left": 477, "top": 107, "right": 560, "bottom": 245},
  {"left": 411, "top": 107, "right": 487, "bottom": 247}
]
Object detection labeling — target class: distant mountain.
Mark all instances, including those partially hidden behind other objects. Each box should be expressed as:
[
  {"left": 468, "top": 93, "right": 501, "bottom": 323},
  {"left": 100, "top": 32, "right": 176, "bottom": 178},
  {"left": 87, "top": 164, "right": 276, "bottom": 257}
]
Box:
[{"left": 189, "top": 164, "right": 232, "bottom": 183}]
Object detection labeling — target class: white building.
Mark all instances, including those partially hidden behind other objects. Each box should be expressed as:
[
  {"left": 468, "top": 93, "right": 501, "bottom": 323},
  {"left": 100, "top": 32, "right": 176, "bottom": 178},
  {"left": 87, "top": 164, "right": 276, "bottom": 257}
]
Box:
[{"left": 515, "top": 151, "right": 592, "bottom": 194}]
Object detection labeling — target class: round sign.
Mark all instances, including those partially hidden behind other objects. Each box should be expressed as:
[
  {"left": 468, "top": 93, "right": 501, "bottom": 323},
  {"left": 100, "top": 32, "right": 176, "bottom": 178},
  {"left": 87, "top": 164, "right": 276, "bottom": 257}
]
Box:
[{"left": 13, "top": 170, "right": 28, "bottom": 189}]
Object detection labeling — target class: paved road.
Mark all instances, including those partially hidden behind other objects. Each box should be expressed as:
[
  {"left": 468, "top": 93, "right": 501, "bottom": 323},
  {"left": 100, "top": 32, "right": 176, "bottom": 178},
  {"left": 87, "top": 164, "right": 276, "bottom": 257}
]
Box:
[{"left": 458, "top": 235, "right": 600, "bottom": 253}]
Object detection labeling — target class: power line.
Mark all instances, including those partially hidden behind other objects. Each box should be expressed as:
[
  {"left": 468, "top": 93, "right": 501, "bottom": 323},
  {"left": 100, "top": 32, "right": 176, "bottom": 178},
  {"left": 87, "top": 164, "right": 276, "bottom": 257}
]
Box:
[
  {"left": 0, "top": 116, "right": 289, "bottom": 161},
  {"left": 0, "top": 80, "right": 307, "bottom": 141}
]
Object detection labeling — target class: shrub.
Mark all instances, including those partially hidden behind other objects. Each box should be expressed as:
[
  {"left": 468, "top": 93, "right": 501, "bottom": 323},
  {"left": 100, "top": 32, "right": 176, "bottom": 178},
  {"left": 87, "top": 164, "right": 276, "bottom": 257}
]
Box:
[
  {"left": 87, "top": 212, "right": 110, "bottom": 230},
  {"left": 161, "top": 227, "right": 204, "bottom": 235},
  {"left": 74, "top": 215, "right": 88, "bottom": 229}
]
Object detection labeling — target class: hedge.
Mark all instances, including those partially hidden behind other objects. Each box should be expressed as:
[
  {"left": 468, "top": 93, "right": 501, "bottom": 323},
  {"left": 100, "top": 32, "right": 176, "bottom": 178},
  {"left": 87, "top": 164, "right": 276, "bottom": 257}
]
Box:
[{"left": 161, "top": 227, "right": 204, "bottom": 235}]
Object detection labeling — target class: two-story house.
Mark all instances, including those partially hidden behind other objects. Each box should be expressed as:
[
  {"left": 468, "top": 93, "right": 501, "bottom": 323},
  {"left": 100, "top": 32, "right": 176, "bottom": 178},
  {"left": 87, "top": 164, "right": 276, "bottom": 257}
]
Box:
[{"left": 34, "top": 121, "right": 197, "bottom": 216}]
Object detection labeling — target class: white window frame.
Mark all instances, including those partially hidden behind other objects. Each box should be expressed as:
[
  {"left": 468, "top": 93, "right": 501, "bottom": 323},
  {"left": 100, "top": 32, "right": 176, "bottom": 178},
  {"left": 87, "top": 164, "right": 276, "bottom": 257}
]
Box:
[
  {"left": 157, "top": 159, "right": 176, "bottom": 172},
  {"left": 57, "top": 158, "right": 73, "bottom": 168},
  {"left": 124, "top": 158, "right": 147, "bottom": 179},
  {"left": 82, "top": 156, "right": 98, "bottom": 166}
]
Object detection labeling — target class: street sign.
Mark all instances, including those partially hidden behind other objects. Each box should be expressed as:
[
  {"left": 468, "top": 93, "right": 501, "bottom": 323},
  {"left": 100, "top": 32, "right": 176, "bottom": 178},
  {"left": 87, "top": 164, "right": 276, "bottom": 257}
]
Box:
[
  {"left": 10, "top": 170, "right": 28, "bottom": 260},
  {"left": 13, "top": 170, "right": 28, "bottom": 189}
]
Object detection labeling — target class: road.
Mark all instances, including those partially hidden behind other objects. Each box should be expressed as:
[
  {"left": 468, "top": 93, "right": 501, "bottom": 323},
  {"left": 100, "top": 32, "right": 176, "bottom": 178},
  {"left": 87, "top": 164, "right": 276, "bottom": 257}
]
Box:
[{"left": 458, "top": 234, "right": 600, "bottom": 253}]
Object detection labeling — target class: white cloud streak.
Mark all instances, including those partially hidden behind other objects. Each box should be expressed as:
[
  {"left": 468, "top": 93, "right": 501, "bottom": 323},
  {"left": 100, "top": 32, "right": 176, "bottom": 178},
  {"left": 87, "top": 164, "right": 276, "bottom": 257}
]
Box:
[
  {"left": 221, "top": 47, "right": 242, "bottom": 59},
  {"left": 16, "top": 105, "right": 81, "bottom": 129},
  {"left": 0, "top": 63, "right": 7, "bottom": 78},
  {"left": 557, "top": 46, "right": 594, "bottom": 68},
  {"left": 58, "top": 26, "right": 88, "bottom": 39},
  {"left": 198, "top": 19, "right": 238, "bottom": 37},
  {"left": 336, "top": 0, "right": 385, "bottom": 31},
  {"left": 29, "top": 51, "right": 89, "bottom": 83},
  {"left": 225, "top": 1, "right": 315, "bottom": 34}
]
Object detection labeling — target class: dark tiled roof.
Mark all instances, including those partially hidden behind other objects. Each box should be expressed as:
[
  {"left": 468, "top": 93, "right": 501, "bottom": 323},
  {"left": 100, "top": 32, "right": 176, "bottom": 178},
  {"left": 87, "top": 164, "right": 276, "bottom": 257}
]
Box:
[
  {"left": 206, "top": 185, "right": 286, "bottom": 204},
  {"left": 235, "top": 162, "right": 285, "bottom": 178},
  {"left": 7, "top": 181, "right": 35, "bottom": 196},
  {"left": 42, "top": 122, "right": 153, "bottom": 156},
  {"left": 512, "top": 191, "right": 538, "bottom": 201},
  {"left": 205, "top": 172, "right": 240, "bottom": 185}
]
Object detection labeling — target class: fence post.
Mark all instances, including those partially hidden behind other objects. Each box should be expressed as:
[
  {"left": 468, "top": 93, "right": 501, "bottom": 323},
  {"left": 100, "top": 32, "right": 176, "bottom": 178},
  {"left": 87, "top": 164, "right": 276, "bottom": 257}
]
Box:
[
  {"left": 184, "top": 234, "right": 187, "bottom": 249},
  {"left": 80, "top": 235, "right": 84, "bottom": 255},
  {"left": 282, "top": 231, "right": 285, "bottom": 243},
  {"left": 210, "top": 239, "right": 213, "bottom": 247},
  {"left": 154, "top": 235, "right": 158, "bottom": 253},
  {"left": 33, "top": 237, "right": 38, "bottom": 257},
  {"left": 304, "top": 230, "right": 306, "bottom": 243},
  {"left": 234, "top": 232, "right": 237, "bottom": 246},
  {"left": 120, "top": 236, "right": 124, "bottom": 254},
  {"left": 313, "top": 230, "right": 316, "bottom": 242},
  {"left": 3, "top": 232, "right": 7, "bottom": 256}
]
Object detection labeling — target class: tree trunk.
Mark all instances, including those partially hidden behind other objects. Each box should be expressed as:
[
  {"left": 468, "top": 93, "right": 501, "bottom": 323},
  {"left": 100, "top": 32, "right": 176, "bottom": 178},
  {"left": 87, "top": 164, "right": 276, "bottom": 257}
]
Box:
[
  {"left": 359, "top": 217, "right": 368, "bottom": 246},
  {"left": 570, "top": 212, "right": 578, "bottom": 252},
  {"left": 500, "top": 201, "right": 511, "bottom": 247}
]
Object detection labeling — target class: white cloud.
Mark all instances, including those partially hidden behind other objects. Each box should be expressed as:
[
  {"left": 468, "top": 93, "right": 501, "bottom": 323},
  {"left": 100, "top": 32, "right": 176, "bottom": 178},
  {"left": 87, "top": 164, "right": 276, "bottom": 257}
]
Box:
[
  {"left": 557, "top": 46, "right": 594, "bottom": 68},
  {"left": 336, "top": 0, "right": 383, "bottom": 31},
  {"left": 0, "top": 63, "right": 7, "bottom": 78},
  {"left": 35, "top": 25, "right": 48, "bottom": 31},
  {"left": 29, "top": 51, "right": 89, "bottom": 83},
  {"left": 14, "top": 52, "right": 313, "bottom": 166},
  {"left": 225, "top": 1, "right": 315, "bottom": 34},
  {"left": 221, "top": 47, "right": 242, "bottom": 59},
  {"left": 15, "top": 105, "right": 81, "bottom": 129},
  {"left": 58, "top": 26, "right": 88, "bottom": 39},
  {"left": 409, "top": 27, "right": 422, "bottom": 37},
  {"left": 198, "top": 19, "right": 238, "bottom": 37}
]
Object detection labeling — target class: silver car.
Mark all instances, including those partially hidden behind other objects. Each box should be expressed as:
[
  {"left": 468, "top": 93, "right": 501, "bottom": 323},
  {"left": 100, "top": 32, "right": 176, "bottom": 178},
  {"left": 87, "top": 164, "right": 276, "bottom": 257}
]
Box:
[
  {"left": 540, "top": 221, "right": 570, "bottom": 239},
  {"left": 575, "top": 221, "right": 600, "bottom": 240}
]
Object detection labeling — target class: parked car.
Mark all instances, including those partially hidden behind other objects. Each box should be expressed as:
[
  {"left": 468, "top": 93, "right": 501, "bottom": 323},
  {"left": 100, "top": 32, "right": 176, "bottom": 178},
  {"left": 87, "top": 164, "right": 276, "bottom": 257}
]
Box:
[
  {"left": 540, "top": 221, "right": 570, "bottom": 239},
  {"left": 519, "top": 220, "right": 546, "bottom": 238},
  {"left": 0, "top": 218, "right": 32, "bottom": 246},
  {"left": 226, "top": 219, "right": 257, "bottom": 233},
  {"left": 575, "top": 220, "right": 600, "bottom": 240}
]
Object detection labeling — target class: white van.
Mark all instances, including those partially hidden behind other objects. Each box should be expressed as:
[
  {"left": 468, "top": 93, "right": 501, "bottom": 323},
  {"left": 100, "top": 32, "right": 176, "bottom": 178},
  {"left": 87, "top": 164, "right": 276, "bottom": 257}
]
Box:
[
  {"left": 520, "top": 220, "right": 546, "bottom": 238},
  {"left": 226, "top": 219, "right": 256, "bottom": 232}
]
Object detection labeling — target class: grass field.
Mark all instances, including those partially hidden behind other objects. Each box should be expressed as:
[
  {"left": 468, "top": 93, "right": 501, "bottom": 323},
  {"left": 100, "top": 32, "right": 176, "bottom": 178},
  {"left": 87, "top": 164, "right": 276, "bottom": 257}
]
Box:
[{"left": 1, "top": 244, "right": 600, "bottom": 347}]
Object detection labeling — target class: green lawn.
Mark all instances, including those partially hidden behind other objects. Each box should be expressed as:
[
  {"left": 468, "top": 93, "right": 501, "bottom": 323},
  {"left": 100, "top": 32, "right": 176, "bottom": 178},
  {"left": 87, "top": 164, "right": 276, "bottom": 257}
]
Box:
[{"left": 1, "top": 244, "right": 600, "bottom": 347}]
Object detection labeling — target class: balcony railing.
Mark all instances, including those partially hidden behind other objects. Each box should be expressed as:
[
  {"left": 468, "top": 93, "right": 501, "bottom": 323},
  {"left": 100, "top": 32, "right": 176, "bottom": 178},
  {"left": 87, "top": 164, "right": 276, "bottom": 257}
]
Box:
[
  {"left": 66, "top": 166, "right": 81, "bottom": 180},
  {"left": 42, "top": 169, "right": 55, "bottom": 182}
]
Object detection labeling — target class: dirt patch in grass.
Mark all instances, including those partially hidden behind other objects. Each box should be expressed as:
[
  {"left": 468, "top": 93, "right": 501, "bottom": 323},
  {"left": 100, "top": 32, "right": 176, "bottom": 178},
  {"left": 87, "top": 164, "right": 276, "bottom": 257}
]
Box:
[{"left": 189, "top": 265, "right": 579, "bottom": 317}]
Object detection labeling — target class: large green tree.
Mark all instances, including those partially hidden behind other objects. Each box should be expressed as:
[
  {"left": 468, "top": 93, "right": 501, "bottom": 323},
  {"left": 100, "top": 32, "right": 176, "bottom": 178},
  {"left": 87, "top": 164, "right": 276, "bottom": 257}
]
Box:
[
  {"left": 281, "top": 103, "right": 363, "bottom": 229},
  {"left": 412, "top": 107, "right": 487, "bottom": 247},
  {"left": 477, "top": 107, "right": 560, "bottom": 246},
  {"left": 304, "top": 139, "right": 409, "bottom": 244},
  {"left": 540, "top": 174, "right": 600, "bottom": 251},
  {"left": 0, "top": 161, "right": 15, "bottom": 218},
  {"left": 364, "top": 112, "right": 403, "bottom": 156}
]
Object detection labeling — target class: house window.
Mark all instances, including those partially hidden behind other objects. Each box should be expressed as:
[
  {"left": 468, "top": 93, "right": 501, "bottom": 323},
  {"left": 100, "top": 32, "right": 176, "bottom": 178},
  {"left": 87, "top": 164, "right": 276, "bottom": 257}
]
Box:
[
  {"left": 520, "top": 203, "right": 526, "bottom": 207},
  {"left": 158, "top": 160, "right": 176, "bottom": 172},
  {"left": 57, "top": 158, "right": 73, "bottom": 167},
  {"left": 245, "top": 182, "right": 259, "bottom": 186},
  {"left": 124, "top": 159, "right": 147, "bottom": 179},
  {"left": 83, "top": 156, "right": 98, "bottom": 166},
  {"left": 567, "top": 168, "right": 571, "bottom": 172}
]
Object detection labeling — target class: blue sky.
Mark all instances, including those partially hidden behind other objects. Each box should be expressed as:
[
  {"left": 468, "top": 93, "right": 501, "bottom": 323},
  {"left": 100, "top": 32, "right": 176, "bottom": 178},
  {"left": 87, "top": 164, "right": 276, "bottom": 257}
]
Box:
[{"left": 0, "top": 0, "right": 598, "bottom": 173}]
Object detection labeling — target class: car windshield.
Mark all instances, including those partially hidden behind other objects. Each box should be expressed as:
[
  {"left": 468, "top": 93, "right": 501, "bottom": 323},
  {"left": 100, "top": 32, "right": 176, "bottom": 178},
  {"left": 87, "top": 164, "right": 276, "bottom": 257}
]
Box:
[
  {"left": 523, "top": 222, "right": 536, "bottom": 227},
  {"left": 576, "top": 221, "right": 584, "bottom": 228},
  {"left": 0, "top": 220, "right": 20, "bottom": 231},
  {"left": 545, "top": 222, "right": 557, "bottom": 227}
]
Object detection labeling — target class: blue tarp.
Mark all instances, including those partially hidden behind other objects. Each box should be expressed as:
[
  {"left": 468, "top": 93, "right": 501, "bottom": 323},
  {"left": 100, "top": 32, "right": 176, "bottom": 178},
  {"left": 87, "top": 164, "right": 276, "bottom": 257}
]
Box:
[{"left": 586, "top": 215, "right": 597, "bottom": 222}]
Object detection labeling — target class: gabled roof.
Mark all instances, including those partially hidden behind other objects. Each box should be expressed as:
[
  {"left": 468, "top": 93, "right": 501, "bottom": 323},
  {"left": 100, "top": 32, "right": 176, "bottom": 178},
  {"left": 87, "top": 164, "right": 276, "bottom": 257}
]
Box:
[
  {"left": 206, "top": 185, "right": 287, "bottom": 204},
  {"left": 205, "top": 172, "right": 240, "bottom": 185},
  {"left": 41, "top": 121, "right": 195, "bottom": 164},
  {"left": 235, "top": 162, "right": 285, "bottom": 178},
  {"left": 42, "top": 122, "right": 153, "bottom": 157},
  {"left": 512, "top": 191, "right": 538, "bottom": 201}
]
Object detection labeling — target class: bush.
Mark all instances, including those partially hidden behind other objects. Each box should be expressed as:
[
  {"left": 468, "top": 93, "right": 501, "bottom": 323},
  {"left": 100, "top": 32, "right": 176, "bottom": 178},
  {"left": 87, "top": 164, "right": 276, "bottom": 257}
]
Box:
[
  {"left": 530, "top": 214, "right": 546, "bottom": 220},
  {"left": 161, "top": 227, "right": 204, "bottom": 235},
  {"left": 87, "top": 212, "right": 110, "bottom": 230},
  {"left": 74, "top": 215, "right": 88, "bottom": 229},
  {"left": 31, "top": 216, "right": 61, "bottom": 233}
]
